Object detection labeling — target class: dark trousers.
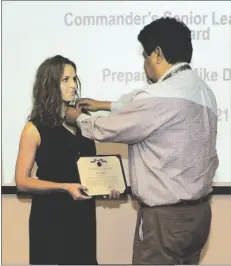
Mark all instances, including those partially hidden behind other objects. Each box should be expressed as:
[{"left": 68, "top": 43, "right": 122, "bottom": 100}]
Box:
[{"left": 132, "top": 198, "right": 212, "bottom": 264}]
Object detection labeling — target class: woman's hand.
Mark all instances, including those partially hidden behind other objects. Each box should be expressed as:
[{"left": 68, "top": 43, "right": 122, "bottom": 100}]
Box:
[
  {"left": 109, "top": 189, "right": 121, "bottom": 199},
  {"left": 102, "top": 189, "right": 121, "bottom": 199},
  {"left": 64, "top": 183, "right": 92, "bottom": 200}
]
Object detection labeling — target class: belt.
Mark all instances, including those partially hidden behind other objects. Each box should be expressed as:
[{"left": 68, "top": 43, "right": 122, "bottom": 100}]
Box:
[{"left": 138, "top": 193, "right": 212, "bottom": 208}]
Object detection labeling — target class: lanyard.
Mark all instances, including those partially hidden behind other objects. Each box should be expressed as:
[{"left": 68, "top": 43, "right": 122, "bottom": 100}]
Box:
[{"left": 162, "top": 64, "right": 191, "bottom": 81}]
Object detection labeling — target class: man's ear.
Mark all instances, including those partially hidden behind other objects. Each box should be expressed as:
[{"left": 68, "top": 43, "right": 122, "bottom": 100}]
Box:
[{"left": 155, "top": 46, "right": 164, "bottom": 64}]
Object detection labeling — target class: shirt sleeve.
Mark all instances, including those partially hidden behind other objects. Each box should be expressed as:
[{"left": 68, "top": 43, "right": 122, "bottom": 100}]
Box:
[
  {"left": 76, "top": 90, "right": 175, "bottom": 144},
  {"left": 110, "top": 90, "right": 149, "bottom": 113}
]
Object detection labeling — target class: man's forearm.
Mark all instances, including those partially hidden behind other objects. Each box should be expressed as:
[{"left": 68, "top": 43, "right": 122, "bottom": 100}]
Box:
[
  {"left": 98, "top": 100, "right": 126, "bottom": 113},
  {"left": 98, "top": 101, "right": 112, "bottom": 111}
]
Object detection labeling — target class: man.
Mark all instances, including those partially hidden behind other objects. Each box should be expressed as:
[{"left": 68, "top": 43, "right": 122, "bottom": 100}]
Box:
[{"left": 65, "top": 17, "right": 219, "bottom": 264}]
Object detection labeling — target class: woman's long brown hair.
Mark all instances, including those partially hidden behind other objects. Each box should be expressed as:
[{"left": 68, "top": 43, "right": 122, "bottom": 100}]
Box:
[{"left": 28, "top": 55, "right": 81, "bottom": 127}]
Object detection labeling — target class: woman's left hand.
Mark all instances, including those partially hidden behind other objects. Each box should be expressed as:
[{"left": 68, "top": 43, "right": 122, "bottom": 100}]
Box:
[
  {"left": 109, "top": 189, "right": 121, "bottom": 199},
  {"left": 102, "top": 189, "right": 120, "bottom": 199}
]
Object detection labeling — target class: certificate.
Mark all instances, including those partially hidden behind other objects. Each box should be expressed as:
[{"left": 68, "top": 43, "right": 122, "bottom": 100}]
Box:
[{"left": 76, "top": 155, "right": 127, "bottom": 196}]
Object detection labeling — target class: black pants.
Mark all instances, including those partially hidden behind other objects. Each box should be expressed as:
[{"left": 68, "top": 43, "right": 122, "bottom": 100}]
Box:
[{"left": 132, "top": 199, "right": 212, "bottom": 264}]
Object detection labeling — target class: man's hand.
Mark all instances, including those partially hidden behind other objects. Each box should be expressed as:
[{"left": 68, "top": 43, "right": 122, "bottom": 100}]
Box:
[
  {"left": 76, "top": 98, "right": 111, "bottom": 112},
  {"left": 65, "top": 106, "right": 82, "bottom": 125}
]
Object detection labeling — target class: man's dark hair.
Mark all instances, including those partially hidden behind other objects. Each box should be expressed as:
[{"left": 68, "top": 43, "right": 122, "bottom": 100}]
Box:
[
  {"left": 138, "top": 17, "right": 193, "bottom": 64},
  {"left": 28, "top": 55, "right": 81, "bottom": 127}
]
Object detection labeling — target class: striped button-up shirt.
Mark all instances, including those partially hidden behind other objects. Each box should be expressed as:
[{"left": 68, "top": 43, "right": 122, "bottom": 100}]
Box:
[{"left": 76, "top": 62, "right": 219, "bottom": 206}]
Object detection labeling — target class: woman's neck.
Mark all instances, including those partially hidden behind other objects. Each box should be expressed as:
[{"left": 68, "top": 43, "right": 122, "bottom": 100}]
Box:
[
  {"left": 61, "top": 102, "right": 77, "bottom": 135},
  {"left": 61, "top": 102, "right": 69, "bottom": 119}
]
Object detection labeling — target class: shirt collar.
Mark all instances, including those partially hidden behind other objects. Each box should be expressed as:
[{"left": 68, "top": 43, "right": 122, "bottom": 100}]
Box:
[{"left": 157, "top": 62, "right": 189, "bottom": 83}]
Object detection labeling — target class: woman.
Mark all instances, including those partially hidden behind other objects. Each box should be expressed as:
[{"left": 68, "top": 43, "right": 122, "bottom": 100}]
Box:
[{"left": 15, "top": 55, "right": 103, "bottom": 265}]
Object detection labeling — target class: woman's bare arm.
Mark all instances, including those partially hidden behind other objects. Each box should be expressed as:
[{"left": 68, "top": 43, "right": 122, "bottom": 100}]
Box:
[{"left": 15, "top": 122, "right": 71, "bottom": 193}]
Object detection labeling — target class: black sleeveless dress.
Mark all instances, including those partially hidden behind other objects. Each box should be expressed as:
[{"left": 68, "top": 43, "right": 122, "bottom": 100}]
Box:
[{"left": 29, "top": 121, "right": 98, "bottom": 265}]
